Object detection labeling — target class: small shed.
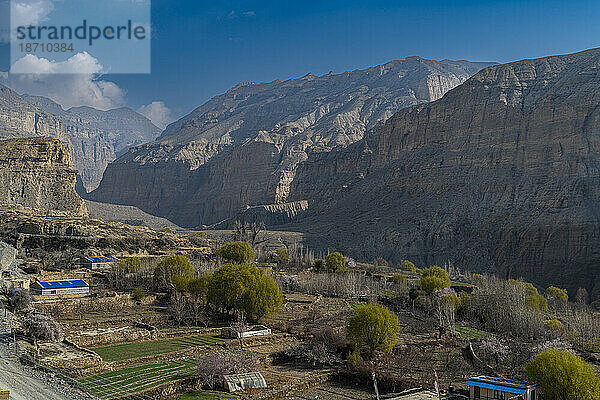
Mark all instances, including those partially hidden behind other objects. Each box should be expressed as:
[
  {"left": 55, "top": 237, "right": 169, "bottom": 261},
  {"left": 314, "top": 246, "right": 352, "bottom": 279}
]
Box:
[
  {"left": 221, "top": 325, "right": 271, "bottom": 339},
  {"left": 467, "top": 376, "right": 537, "bottom": 400},
  {"left": 80, "top": 256, "right": 116, "bottom": 270},
  {"left": 30, "top": 280, "right": 90, "bottom": 296},
  {"left": 223, "top": 372, "right": 267, "bottom": 392}
]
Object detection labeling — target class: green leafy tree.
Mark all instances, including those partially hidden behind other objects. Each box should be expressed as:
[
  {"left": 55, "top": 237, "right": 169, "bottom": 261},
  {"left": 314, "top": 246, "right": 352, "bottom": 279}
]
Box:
[
  {"left": 188, "top": 273, "right": 212, "bottom": 326},
  {"left": 545, "top": 286, "right": 569, "bottom": 303},
  {"left": 401, "top": 260, "right": 417, "bottom": 273},
  {"left": 420, "top": 266, "right": 451, "bottom": 294},
  {"left": 245, "top": 269, "right": 284, "bottom": 320},
  {"left": 525, "top": 294, "right": 549, "bottom": 312},
  {"left": 526, "top": 348, "right": 600, "bottom": 400},
  {"left": 346, "top": 303, "right": 400, "bottom": 355},
  {"left": 325, "top": 252, "right": 346, "bottom": 273},
  {"left": 207, "top": 263, "right": 282, "bottom": 321},
  {"left": 154, "top": 254, "right": 194, "bottom": 290},
  {"left": 545, "top": 319, "right": 564, "bottom": 335},
  {"left": 217, "top": 242, "right": 255, "bottom": 264}
]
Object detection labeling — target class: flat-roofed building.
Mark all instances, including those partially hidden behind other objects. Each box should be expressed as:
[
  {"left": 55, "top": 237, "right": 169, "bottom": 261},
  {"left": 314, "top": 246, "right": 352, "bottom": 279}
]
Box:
[
  {"left": 30, "top": 280, "right": 90, "bottom": 296},
  {"left": 467, "top": 376, "right": 537, "bottom": 400},
  {"left": 80, "top": 256, "right": 116, "bottom": 270}
]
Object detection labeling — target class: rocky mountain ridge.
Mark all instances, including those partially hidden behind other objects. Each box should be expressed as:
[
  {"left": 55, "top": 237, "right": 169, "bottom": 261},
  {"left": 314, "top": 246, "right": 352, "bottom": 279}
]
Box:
[
  {"left": 283, "top": 48, "right": 600, "bottom": 298},
  {"left": 0, "top": 87, "right": 161, "bottom": 191},
  {"left": 90, "top": 57, "right": 494, "bottom": 223}
]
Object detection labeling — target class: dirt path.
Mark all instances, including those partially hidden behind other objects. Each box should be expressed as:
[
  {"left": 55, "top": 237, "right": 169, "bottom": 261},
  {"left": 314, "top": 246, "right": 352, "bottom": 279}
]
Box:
[{"left": 0, "top": 306, "right": 91, "bottom": 400}]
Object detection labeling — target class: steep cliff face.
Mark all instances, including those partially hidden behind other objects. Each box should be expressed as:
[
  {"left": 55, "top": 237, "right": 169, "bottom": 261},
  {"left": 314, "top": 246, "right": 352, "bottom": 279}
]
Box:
[
  {"left": 286, "top": 48, "right": 600, "bottom": 298},
  {"left": 0, "top": 137, "right": 87, "bottom": 216},
  {"left": 91, "top": 57, "right": 493, "bottom": 224},
  {"left": 0, "top": 87, "right": 160, "bottom": 191}
]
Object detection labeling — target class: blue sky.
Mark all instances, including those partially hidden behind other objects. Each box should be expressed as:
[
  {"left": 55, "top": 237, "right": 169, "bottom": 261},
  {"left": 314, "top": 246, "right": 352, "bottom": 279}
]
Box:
[{"left": 1, "top": 0, "right": 600, "bottom": 126}]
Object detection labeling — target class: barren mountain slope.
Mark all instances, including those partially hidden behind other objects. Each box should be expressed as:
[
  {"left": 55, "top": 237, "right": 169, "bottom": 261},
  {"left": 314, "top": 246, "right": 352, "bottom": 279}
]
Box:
[{"left": 90, "top": 57, "right": 493, "bottom": 225}]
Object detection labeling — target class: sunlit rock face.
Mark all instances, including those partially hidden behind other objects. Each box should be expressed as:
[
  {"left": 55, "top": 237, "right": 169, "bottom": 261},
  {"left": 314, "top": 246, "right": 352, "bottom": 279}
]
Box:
[
  {"left": 90, "top": 57, "right": 491, "bottom": 226},
  {"left": 288, "top": 48, "right": 600, "bottom": 299}
]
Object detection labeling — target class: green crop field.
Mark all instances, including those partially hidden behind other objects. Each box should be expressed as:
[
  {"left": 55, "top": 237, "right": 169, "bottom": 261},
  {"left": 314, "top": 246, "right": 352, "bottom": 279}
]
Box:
[
  {"left": 454, "top": 325, "right": 489, "bottom": 339},
  {"left": 90, "top": 334, "right": 227, "bottom": 362},
  {"left": 78, "top": 360, "right": 196, "bottom": 399}
]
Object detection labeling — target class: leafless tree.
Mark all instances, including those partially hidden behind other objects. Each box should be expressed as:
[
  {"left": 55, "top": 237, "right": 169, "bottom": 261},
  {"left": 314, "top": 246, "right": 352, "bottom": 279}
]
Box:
[
  {"left": 234, "top": 220, "right": 267, "bottom": 247},
  {"left": 575, "top": 288, "right": 589, "bottom": 305},
  {"left": 197, "top": 349, "right": 259, "bottom": 389},
  {"left": 230, "top": 312, "right": 248, "bottom": 349},
  {"left": 169, "top": 291, "right": 188, "bottom": 328},
  {"left": 23, "top": 313, "right": 62, "bottom": 354}
]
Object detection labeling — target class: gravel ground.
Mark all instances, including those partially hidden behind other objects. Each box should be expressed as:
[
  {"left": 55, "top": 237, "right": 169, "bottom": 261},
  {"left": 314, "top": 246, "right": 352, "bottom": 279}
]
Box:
[{"left": 0, "top": 306, "right": 94, "bottom": 400}]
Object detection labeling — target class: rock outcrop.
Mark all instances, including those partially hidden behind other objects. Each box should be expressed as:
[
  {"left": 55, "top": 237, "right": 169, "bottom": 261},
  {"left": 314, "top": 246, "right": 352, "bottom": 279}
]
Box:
[
  {"left": 90, "top": 57, "right": 493, "bottom": 225},
  {"left": 0, "top": 137, "right": 87, "bottom": 216},
  {"left": 284, "top": 48, "right": 600, "bottom": 298},
  {"left": 0, "top": 87, "right": 160, "bottom": 191}
]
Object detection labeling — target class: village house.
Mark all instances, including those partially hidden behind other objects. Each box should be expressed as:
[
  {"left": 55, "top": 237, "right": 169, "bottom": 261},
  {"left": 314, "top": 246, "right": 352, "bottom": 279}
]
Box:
[
  {"left": 80, "top": 256, "right": 117, "bottom": 270},
  {"left": 467, "top": 376, "right": 537, "bottom": 400},
  {"left": 30, "top": 280, "right": 90, "bottom": 296}
]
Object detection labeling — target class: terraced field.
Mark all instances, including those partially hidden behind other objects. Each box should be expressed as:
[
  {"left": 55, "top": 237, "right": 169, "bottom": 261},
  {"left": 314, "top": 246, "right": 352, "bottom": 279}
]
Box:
[
  {"left": 91, "top": 335, "right": 228, "bottom": 361},
  {"left": 177, "top": 391, "right": 238, "bottom": 399},
  {"left": 78, "top": 360, "right": 196, "bottom": 399}
]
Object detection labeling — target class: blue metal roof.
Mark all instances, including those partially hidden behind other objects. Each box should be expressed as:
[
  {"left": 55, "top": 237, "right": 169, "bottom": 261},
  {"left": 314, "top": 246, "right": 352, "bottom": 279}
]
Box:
[
  {"left": 467, "top": 376, "right": 534, "bottom": 395},
  {"left": 37, "top": 280, "right": 89, "bottom": 289},
  {"left": 85, "top": 256, "right": 116, "bottom": 263}
]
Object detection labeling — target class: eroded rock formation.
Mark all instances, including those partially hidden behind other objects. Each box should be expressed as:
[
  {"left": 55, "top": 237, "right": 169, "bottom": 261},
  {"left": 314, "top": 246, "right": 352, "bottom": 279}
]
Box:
[
  {"left": 0, "top": 86, "right": 160, "bottom": 191},
  {"left": 90, "top": 57, "right": 493, "bottom": 225},
  {"left": 0, "top": 137, "right": 87, "bottom": 216},
  {"left": 285, "top": 48, "right": 600, "bottom": 298}
]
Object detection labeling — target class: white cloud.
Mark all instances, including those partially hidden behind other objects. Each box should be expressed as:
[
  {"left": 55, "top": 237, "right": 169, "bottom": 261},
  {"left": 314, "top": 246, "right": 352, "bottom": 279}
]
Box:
[
  {"left": 2, "top": 52, "right": 126, "bottom": 110},
  {"left": 11, "top": 0, "right": 54, "bottom": 28},
  {"left": 137, "top": 101, "right": 173, "bottom": 129}
]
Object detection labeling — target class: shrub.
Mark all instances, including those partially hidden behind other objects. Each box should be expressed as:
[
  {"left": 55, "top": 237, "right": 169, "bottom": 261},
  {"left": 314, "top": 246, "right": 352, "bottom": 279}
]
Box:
[
  {"left": 160, "top": 227, "right": 174, "bottom": 233},
  {"left": 545, "top": 286, "right": 569, "bottom": 303},
  {"left": 545, "top": 319, "right": 564, "bottom": 334},
  {"left": 325, "top": 252, "right": 346, "bottom": 273},
  {"left": 420, "top": 266, "right": 451, "bottom": 294},
  {"left": 419, "top": 266, "right": 449, "bottom": 294},
  {"left": 346, "top": 303, "right": 400, "bottom": 355},
  {"left": 545, "top": 286, "right": 569, "bottom": 310},
  {"left": 131, "top": 287, "right": 145, "bottom": 302},
  {"left": 526, "top": 349, "right": 600, "bottom": 400},
  {"left": 217, "top": 242, "right": 255, "bottom": 264},
  {"left": 274, "top": 248, "right": 289, "bottom": 265},
  {"left": 401, "top": 260, "right": 417, "bottom": 273}
]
